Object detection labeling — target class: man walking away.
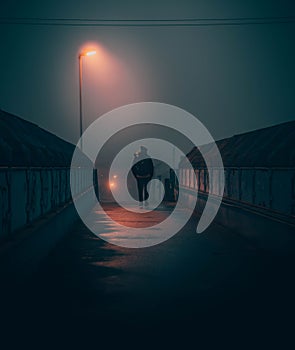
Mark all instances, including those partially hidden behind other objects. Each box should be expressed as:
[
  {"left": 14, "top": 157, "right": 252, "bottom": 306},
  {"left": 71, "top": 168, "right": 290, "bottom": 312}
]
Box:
[{"left": 131, "top": 146, "right": 154, "bottom": 208}]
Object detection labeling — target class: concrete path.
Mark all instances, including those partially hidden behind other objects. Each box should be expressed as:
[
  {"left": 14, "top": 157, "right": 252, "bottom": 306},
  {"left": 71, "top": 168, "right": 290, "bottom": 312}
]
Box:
[{"left": 1, "top": 203, "right": 295, "bottom": 347}]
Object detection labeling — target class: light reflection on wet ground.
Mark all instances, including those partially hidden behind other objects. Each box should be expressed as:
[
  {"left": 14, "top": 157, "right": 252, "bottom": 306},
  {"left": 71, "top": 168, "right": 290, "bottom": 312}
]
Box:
[{"left": 86, "top": 203, "right": 190, "bottom": 247}]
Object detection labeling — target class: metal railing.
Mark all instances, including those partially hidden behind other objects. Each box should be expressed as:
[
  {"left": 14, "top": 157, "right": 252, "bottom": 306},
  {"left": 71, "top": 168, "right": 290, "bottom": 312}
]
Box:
[
  {"left": 178, "top": 167, "right": 295, "bottom": 216},
  {"left": 0, "top": 167, "right": 97, "bottom": 239}
]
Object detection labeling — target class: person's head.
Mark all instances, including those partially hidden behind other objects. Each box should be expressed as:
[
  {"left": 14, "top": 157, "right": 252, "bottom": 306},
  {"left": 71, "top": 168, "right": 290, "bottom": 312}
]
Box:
[{"left": 140, "top": 146, "right": 148, "bottom": 154}]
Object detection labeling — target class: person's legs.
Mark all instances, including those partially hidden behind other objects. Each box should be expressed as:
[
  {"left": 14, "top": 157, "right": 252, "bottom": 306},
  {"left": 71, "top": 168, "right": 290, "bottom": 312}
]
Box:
[
  {"left": 143, "top": 180, "right": 151, "bottom": 208},
  {"left": 137, "top": 180, "right": 144, "bottom": 203},
  {"left": 143, "top": 181, "right": 149, "bottom": 201}
]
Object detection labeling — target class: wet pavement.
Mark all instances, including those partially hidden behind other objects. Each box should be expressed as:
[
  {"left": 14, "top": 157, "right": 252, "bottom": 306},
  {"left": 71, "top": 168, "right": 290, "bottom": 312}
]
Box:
[{"left": 1, "top": 203, "right": 295, "bottom": 347}]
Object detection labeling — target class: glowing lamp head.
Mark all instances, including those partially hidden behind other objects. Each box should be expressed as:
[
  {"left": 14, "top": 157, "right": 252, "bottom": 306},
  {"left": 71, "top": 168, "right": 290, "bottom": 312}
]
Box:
[
  {"left": 79, "top": 50, "right": 97, "bottom": 58},
  {"left": 86, "top": 50, "right": 96, "bottom": 56}
]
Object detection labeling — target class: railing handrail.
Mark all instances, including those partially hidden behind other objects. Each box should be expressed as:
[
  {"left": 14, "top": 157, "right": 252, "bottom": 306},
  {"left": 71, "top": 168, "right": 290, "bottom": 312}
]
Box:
[
  {"left": 179, "top": 166, "right": 295, "bottom": 170},
  {"left": 0, "top": 166, "right": 94, "bottom": 171}
]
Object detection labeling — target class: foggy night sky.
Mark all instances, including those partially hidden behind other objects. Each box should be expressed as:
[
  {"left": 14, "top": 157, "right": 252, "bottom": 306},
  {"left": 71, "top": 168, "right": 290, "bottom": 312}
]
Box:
[{"left": 1, "top": 0, "right": 295, "bottom": 146}]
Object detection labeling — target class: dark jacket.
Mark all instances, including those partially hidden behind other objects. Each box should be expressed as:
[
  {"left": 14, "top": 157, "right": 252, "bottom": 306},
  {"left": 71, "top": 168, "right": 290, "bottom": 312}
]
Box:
[{"left": 131, "top": 154, "right": 154, "bottom": 179}]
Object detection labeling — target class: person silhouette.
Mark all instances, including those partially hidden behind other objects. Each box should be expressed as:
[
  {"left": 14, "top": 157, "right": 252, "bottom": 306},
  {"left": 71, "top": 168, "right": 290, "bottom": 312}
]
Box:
[{"left": 131, "top": 146, "right": 154, "bottom": 208}]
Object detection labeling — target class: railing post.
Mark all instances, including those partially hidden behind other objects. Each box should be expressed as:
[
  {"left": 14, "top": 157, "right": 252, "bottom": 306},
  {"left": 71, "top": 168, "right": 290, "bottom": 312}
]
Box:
[
  {"left": 269, "top": 168, "right": 273, "bottom": 210},
  {"left": 4, "top": 170, "right": 12, "bottom": 235},
  {"left": 252, "top": 169, "right": 256, "bottom": 205}
]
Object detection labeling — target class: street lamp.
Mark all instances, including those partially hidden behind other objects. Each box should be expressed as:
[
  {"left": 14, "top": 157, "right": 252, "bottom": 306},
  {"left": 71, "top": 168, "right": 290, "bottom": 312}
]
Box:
[{"left": 78, "top": 50, "right": 96, "bottom": 151}]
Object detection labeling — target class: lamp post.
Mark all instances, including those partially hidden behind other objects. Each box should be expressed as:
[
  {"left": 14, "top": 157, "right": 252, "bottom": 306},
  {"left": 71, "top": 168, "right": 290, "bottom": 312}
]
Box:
[{"left": 78, "top": 50, "right": 96, "bottom": 151}]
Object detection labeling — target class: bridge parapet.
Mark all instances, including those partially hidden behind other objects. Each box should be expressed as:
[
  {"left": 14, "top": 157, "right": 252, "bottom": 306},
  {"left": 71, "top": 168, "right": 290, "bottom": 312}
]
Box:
[
  {"left": 0, "top": 166, "right": 97, "bottom": 240},
  {"left": 178, "top": 167, "right": 295, "bottom": 218}
]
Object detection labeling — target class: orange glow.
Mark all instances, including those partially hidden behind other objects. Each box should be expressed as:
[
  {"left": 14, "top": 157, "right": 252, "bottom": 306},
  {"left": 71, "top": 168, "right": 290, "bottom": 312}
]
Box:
[
  {"left": 77, "top": 41, "right": 146, "bottom": 118},
  {"left": 109, "top": 182, "right": 116, "bottom": 189}
]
